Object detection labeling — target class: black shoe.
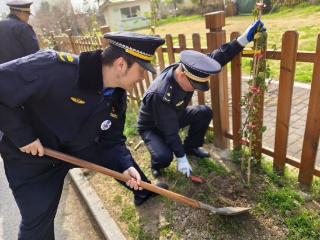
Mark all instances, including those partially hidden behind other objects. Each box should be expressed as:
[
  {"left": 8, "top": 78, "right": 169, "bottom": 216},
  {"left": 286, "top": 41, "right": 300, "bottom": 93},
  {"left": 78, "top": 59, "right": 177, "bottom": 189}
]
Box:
[
  {"left": 186, "top": 147, "right": 210, "bottom": 158},
  {"left": 134, "top": 183, "right": 169, "bottom": 206},
  {"left": 151, "top": 168, "right": 161, "bottom": 178}
]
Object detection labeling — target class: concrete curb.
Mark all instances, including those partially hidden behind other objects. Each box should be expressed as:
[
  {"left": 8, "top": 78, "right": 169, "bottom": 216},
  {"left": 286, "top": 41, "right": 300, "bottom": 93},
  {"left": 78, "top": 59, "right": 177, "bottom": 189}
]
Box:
[{"left": 69, "top": 169, "right": 126, "bottom": 240}]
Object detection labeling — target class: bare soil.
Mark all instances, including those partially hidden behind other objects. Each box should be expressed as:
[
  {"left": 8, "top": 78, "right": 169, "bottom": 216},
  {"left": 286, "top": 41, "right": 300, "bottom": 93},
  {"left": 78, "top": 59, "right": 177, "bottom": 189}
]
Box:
[{"left": 88, "top": 137, "right": 291, "bottom": 240}]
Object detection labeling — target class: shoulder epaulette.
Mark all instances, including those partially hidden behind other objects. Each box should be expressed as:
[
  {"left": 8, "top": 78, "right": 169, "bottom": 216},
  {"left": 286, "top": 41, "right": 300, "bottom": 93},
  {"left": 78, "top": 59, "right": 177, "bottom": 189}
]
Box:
[{"left": 57, "top": 52, "right": 77, "bottom": 65}]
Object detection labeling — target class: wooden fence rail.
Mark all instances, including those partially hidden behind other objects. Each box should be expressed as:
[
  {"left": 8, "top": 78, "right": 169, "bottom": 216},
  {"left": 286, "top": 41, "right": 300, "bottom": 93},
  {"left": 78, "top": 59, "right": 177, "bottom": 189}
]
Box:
[{"left": 42, "top": 11, "right": 320, "bottom": 188}]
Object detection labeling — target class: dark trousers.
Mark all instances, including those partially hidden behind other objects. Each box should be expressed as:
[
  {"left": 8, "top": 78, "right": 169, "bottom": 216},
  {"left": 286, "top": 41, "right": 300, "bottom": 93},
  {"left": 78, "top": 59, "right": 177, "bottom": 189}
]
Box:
[
  {"left": 1, "top": 140, "right": 150, "bottom": 240},
  {"left": 140, "top": 105, "right": 212, "bottom": 170}
]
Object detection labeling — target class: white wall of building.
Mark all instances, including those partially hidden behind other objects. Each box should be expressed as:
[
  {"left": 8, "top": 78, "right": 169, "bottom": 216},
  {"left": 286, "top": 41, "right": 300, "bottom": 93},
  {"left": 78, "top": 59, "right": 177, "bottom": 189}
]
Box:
[{"left": 103, "top": 0, "right": 151, "bottom": 31}]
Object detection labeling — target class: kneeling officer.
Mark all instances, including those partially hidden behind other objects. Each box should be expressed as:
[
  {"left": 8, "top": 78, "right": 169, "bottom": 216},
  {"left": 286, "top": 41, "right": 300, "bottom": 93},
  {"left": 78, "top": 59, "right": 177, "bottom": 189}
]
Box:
[{"left": 138, "top": 20, "right": 265, "bottom": 178}]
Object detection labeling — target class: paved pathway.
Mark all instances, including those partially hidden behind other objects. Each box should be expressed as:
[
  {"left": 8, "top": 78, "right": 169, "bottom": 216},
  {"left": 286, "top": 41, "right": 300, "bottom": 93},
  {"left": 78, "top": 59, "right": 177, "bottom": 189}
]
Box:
[
  {"left": 236, "top": 79, "right": 320, "bottom": 168},
  {"left": 0, "top": 157, "right": 103, "bottom": 240},
  {"left": 0, "top": 157, "right": 19, "bottom": 240},
  {"left": 262, "top": 82, "right": 314, "bottom": 163}
]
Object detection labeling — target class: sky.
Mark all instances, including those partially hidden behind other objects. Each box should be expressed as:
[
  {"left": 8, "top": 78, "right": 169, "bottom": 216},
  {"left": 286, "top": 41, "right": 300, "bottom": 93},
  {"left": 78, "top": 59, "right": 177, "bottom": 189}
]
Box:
[{"left": 0, "top": 0, "right": 98, "bottom": 16}]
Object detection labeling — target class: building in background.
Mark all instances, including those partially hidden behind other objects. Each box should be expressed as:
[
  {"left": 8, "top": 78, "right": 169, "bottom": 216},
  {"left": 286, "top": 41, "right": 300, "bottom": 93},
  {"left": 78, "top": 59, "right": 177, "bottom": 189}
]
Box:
[{"left": 99, "top": 0, "right": 151, "bottom": 31}]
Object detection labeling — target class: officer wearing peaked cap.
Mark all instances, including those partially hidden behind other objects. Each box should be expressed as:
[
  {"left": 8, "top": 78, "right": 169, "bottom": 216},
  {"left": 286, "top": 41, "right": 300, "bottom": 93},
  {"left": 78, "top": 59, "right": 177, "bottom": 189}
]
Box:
[
  {"left": 0, "top": 1, "right": 39, "bottom": 64},
  {"left": 0, "top": 32, "right": 167, "bottom": 239},
  {"left": 138, "top": 20, "right": 266, "bottom": 178},
  {"left": 105, "top": 31, "right": 164, "bottom": 73}
]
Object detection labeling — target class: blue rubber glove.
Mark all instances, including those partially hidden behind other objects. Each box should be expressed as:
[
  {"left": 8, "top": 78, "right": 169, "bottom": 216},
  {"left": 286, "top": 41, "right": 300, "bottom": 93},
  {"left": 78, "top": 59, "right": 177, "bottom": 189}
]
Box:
[{"left": 237, "top": 20, "right": 266, "bottom": 47}]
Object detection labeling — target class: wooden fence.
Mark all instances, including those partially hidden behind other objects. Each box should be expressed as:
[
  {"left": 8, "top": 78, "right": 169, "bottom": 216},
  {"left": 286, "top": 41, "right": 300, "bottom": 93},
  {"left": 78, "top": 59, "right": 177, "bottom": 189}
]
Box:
[{"left": 42, "top": 11, "right": 320, "bottom": 188}]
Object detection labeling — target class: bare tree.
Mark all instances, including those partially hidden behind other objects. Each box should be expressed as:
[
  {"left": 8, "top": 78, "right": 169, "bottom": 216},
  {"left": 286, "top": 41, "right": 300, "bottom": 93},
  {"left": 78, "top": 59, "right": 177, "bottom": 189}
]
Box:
[{"left": 33, "top": 0, "right": 80, "bottom": 34}]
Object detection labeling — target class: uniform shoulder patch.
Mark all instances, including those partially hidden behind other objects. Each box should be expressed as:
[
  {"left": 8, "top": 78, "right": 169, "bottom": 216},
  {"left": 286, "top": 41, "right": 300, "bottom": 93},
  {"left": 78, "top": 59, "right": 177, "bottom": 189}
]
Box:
[{"left": 57, "top": 52, "right": 77, "bottom": 65}]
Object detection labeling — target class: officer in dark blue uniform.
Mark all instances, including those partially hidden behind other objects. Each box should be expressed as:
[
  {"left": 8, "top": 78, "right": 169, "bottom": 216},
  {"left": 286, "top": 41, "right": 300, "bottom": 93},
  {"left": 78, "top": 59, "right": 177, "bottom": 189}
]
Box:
[
  {"left": 138, "top": 20, "right": 266, "bottom": 178},
  {"left": 0, "top": 1, "right": 39, "bottom": 64},
  {"left": 0, "top": 1, "right": 40, "bottom": 141},
  {"left": 0, "top": 32, "right": 167, "bottom": 240}
]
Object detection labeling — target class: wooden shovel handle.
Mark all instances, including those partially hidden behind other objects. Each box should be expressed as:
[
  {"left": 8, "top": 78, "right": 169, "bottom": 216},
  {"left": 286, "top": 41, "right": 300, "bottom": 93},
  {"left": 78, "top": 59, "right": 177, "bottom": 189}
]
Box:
[{"left": 44, "top": 148, "right": 201, "bottom": 209}]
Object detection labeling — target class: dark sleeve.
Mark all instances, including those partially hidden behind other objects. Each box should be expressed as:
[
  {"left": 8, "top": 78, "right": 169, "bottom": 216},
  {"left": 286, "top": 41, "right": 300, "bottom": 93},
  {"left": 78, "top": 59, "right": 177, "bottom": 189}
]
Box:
[
  {"left": 18, "top": 25, "right": 40, "bottom": 55},
  {"left": 208, "top": 40, "right": 243, "bottom": 67},
  {"left": 75, "top": 142, "right": 134, "bottom": 173},
  {"left": 112, "top": 143, "right": 134, "bottom": 172},
  {"left": 0, "top": 62, "right": 41, "bottom": 147},
  {"left": 102, "top": 125, "right": 134, "bottom": 172},
  {"left": 0, "top": 105, "right": 37, "bottom": 147},
  {"left": 151, "top": 94, "right": 185, "bottom": 158}
]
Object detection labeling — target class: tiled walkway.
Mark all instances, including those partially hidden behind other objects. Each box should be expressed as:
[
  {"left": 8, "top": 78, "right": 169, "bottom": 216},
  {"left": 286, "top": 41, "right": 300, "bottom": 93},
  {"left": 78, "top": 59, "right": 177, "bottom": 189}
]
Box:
[
  {"left": 262, "top": 82, "right": 312, "bottom": 162},
  {"left": 193, "top": 78, "right": 320, "bottom": 169},
  {"left": 235, "top": 79, "right": 320, "bottom": 168}
]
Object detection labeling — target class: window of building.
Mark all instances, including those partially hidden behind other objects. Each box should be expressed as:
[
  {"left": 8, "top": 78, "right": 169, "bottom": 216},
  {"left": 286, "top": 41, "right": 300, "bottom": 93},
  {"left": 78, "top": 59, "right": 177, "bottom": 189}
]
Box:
[{"left": 120, "top": 6, "right": 140, "bottom": 19}]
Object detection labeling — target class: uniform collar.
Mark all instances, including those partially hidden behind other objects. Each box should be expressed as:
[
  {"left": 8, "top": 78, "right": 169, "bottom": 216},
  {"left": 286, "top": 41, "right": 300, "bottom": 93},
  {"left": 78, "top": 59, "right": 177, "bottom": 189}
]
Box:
[
  {"left": 8, "top": 13, "right": 23, "bottom": 22},
  {"left": 77, "top": 50, "right": 103, "bottom": 92}
]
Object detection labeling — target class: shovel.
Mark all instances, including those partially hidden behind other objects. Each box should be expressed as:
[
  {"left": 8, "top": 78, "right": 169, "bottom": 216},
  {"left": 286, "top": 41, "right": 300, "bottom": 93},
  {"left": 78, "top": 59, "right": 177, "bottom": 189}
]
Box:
[{"left": 44, "top": 148, "right": 251, "bottom": 216}]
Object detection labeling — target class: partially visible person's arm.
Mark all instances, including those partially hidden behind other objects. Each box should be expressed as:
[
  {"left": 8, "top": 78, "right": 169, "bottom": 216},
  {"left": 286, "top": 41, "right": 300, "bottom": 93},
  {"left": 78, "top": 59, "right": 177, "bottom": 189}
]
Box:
[{"left": 208, "top": 20, "right": 265, "bottom": 67}]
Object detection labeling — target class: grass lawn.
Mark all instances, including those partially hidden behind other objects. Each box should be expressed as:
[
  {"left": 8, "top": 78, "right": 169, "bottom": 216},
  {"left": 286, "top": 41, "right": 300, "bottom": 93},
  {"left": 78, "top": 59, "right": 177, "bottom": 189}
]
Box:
[
  {"left": 138, "top": 3, "right": 320, "bottom": 83},
  {"left": 87, "top": 103, "right": 320, "bottom": 240}
]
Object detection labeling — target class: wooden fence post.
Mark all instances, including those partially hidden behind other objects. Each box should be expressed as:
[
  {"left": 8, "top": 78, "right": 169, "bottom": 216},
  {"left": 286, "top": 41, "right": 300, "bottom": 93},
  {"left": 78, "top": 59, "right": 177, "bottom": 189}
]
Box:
[
  {"left": 273, "top": 31, "right": 299, "bottom": 173},
  {"left": 178, "top": 34, "right": 194, "bottom": 105},
  {"left": 230, "top": 32, "right": 242, "bottom": 150},
  {"left": 65, "top": 29, "right": 77, "bottom": 54},
  {"left": 165, "top": 34, "right": 175, "bottom": 64},
  {"left": 205, "top": 11, "right": 229, "bottom": 149},
  {"left": 100, "top": 25, "right": 110, "bottom": 48},
  {"left": 100, "top": 25, "right": 110, "bottom": 34},
  {"left": 192, "top": 33, "right": 206, "bottom": 105},
  {"left": 298, "top": 34, "right": 320, "bottom": 188},
  {"left": 156, "top": 45, "right": 165, "bottom": 71}
]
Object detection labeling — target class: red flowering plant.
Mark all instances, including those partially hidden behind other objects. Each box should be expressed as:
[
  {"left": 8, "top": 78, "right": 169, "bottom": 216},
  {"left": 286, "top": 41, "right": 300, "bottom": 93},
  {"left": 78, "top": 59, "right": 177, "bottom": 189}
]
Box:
[{"left": 239, "top": 1, "right": 271, "bottom": 184}]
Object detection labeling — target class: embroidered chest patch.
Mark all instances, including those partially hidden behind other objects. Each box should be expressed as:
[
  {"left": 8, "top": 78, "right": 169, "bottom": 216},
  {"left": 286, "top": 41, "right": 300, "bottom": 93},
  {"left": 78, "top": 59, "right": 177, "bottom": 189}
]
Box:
[{"left": 101, "top": 120, "right": 112, "bottom": 130}]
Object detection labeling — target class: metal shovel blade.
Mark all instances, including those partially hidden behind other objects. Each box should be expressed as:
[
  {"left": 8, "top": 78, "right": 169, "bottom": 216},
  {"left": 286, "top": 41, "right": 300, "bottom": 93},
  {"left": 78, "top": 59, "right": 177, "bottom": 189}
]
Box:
[{"left": 199, "top": 202, "right": 251, "bottom": 216}]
